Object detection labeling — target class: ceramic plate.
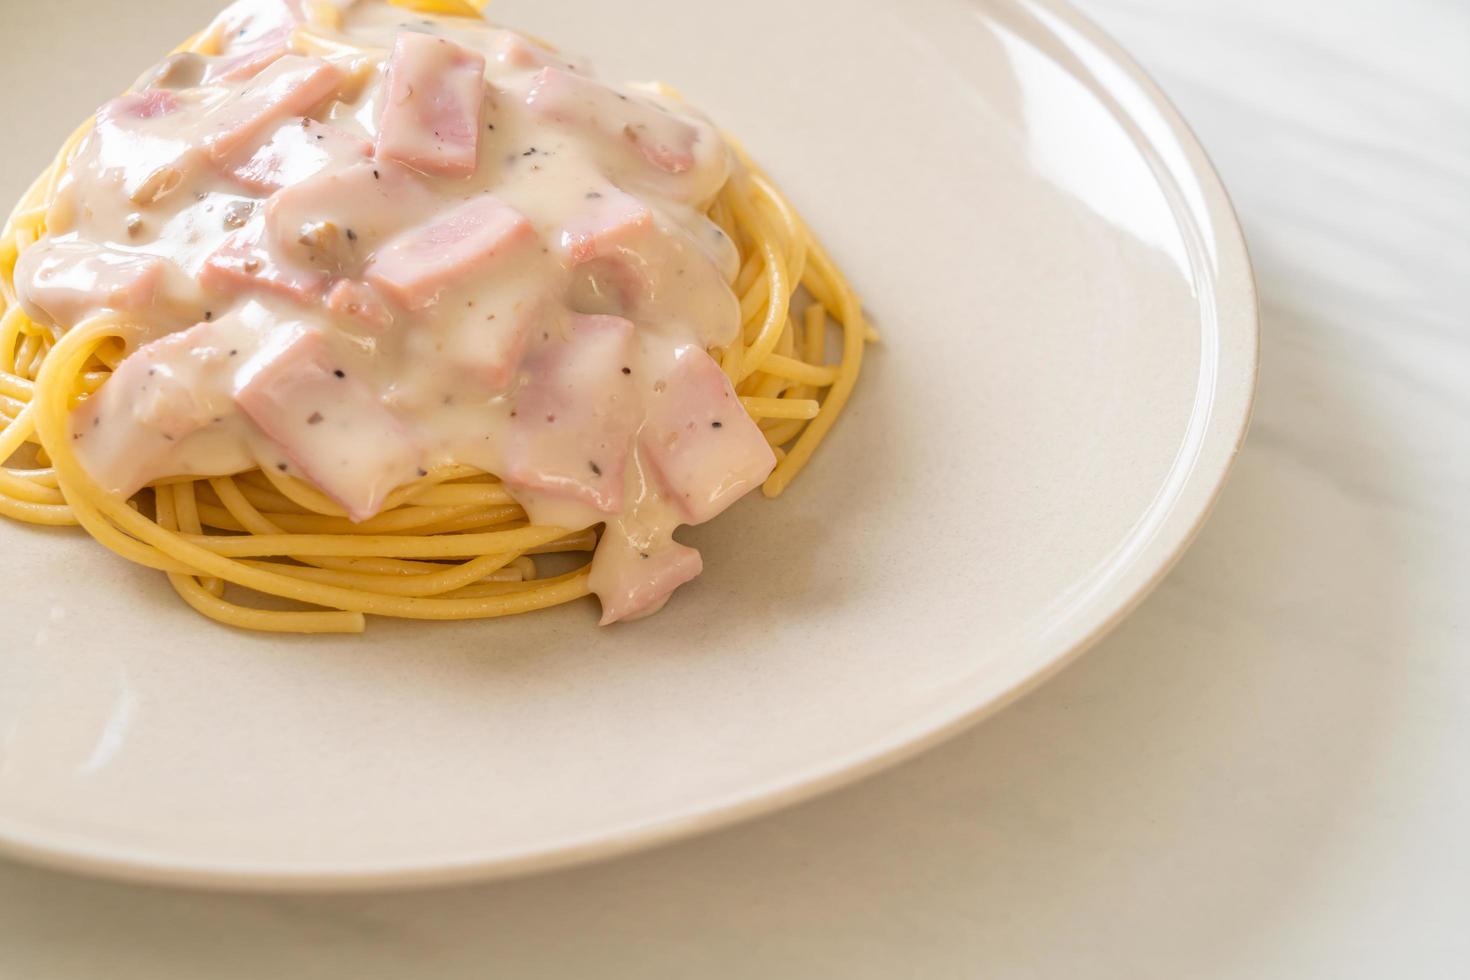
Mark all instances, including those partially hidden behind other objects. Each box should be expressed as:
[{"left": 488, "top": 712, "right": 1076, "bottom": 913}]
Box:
[{"left": 0, "top": 0, "right": 1256, "bottom": 889}]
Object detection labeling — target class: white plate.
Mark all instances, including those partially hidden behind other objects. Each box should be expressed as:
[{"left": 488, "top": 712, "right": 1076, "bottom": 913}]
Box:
[{"left": 0, "top": 0, "right": 1256, "bottom": 889}]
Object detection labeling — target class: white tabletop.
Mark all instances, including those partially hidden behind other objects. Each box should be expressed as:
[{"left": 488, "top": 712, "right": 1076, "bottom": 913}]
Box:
[{"left": 3, "top": 0, "right": 1467, "bottom": 976}]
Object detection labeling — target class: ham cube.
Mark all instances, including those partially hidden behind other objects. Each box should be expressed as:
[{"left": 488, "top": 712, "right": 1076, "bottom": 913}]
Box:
[
  {"left": 429, "top": 292, "right": 536, "bottom": 394},
  {"left": 71, "top": 321, "right": 237, "bottom": 496},
  {"left": 489, "top": 31, "right": 580, "bottom": 73},
  {"left": 104, "top": 90, "right": 182, "bottom": 121},
  {"left": 591, "top": 535, "right": 703, "bottom": 626},
  {"left": 93, "top": 92, "right": 200, "bottom": 206},
  {"left": 209, "top": 29, "right": 291, "bottom": 83},
  {"left": 14, "top": 241, "right": 169, "bottom": 329},
  {"left": 326, "top": 279, "right": 395, "bottom": 334},
  {"left": 364, "top": 195, "right": 533, "bottom": 310},
  {"left": 202, "top": 0, "right": 302, "bottom": 82},
  {"left": 265, "top": 161, "right": 434, "bottom": 269},
  {"left": 235, "top": 328, "right": 421, "bottom": 521},
  {"left": 225, "top": 117, "right": 372, "bottom": 193},
  {"left": 557, "top": 186, "right": 653, "bottom": 264},
  {"left": 199, "top": 221, "right": 329, "bottom": 306},
  {"left": 641, "top": 347, "right": 776, "bottom": 524},
  {"left": 199, "top": 55, "right": 342, "bottom": 163},
  {"left": 525, "top": 68, "right": 698, "bottom": 175},
  {"left": 503, "top": 315, "right": 638, "bottom": 514},
  {"left": 376, "top": 31, "right": 486, "bottom": 178}
]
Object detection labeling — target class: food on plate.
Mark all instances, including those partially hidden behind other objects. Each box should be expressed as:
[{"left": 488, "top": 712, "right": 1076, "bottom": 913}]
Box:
[{"left": 0, "top": 0, "right": 872, "bottom": 632}]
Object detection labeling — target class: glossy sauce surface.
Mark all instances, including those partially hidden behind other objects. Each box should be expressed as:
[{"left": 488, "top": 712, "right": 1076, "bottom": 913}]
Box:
[{"left": 15, "top": 0, "right": 777, "bottom": 622}]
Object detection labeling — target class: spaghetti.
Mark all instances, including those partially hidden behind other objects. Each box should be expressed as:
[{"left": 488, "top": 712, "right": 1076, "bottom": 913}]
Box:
[{"left": 0, "top": 1, "right": 871, "bottom": 633}]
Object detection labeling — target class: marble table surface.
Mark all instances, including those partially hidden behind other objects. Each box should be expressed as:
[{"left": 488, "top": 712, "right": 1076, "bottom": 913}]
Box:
[{"left": 2, "top": 0, "right": 1467, "bottom": 976}]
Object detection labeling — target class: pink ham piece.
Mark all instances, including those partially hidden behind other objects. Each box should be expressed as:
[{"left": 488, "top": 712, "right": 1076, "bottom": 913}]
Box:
[
  {"left": 503, "top": 315, "right": 638, "bottom": 514},
  {"left": 105, "top": 90, "right": 181, "bottom": 121},
  {"left": 592, "top": 536, "right": 703, "bottom": 626},
  {"left": 198, "top": 55, "right": 341, "bottom": 163},
  {"left": 558, "top": 186, "right": 652, "bottom": 264},
  {"left": 376, "top": 31, "right": 486, "bottom": 178},
  {"left": 326, "top": 279, "right": 395, "bottom": 334},
  {"left": 364, "top": 194, "right": 533, "bottom": 310},
  {"left": 199, "top": 220, "right": 329, "bottom": 307},
  {"left": 14, "top": 242, "right": 169, "bottom": 329},
  {"left": 203, "top": 0, "right": 302, "bottom": 83},
  {"left": 641, "top": 347, "right": 776, "bottom": 524},
  {"left": 235, "top": 328, "right": 421, "bottom": 521},
  {"left": 525, "top": 68, "right": 698, "bottom": 175},
  {"left": 265, "top": 161, "right": 434, "bottom": 268},
  {"left": 489, "top": 31, "right": 580, "bottom": 73},
  {"left": 225, "top": 117, "right": 372, "bottom": 194},
  {"left": 93, "top": 91, "right": 199, "bottom": 206},
  {"left": 436, "top": 295, "right": 536, "bottom": 394},
  {"left": 70, "top": 321, "right": 236, "bottom": 496}
]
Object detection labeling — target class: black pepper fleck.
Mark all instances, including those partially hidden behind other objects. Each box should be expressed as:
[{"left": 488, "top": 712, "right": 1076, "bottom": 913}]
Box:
[
  {"left": 277, "top": 463, "right": 288, "bottom": 471},
  {"left": 203, "top": 311, "right": 213, "bottom": 321},
  {"left": 372, "top": 169, "right": 380, "bottom": 180},
  {"left": 333, "top": 369, "right": 346, "bottom": 378},
  {"left": 416, "top": 468, "right": 428, "bottom": 477},
  {"left": 345, "top": 228, "right": 357, "bottom": 241},
  {"left": 621, "top": 366, "right": 631, "bottom": 375},
  {"left": 229, "top": 349, "right": 238, "bottom": 356},
  {"left": 307, "top": 412, "right": 324, "bottom": 425},
  {"left": 589, "top": 461, "right": 602, "bottom": 476},
  {"left": 711, "top": 421, "right": 723, "bottom": 429}
]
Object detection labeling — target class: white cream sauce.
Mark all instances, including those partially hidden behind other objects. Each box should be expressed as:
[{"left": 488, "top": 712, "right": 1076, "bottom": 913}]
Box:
[{"left": 16, "top": 0, "right": 776, "bottom": 623}]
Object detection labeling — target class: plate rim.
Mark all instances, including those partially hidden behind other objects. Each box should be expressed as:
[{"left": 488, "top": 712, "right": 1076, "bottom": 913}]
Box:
[{"left": 0, "top": 0, "right": 1259, "bottom": 892}]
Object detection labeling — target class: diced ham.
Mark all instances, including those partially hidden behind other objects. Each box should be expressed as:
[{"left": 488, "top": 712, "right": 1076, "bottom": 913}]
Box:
[
  {"left": 591, "top": 534, "right": 703, "bottom": 626},
  {"left": 640, "top": 347, "right": 776, "bottom": 524},
  {"left": 525, "top": 68, "right": 698, "bottom": 175},
  {"left": 376, "top": 31, "right": 486, "bottom": 178},
  {"left": 14, "top": 242, "right": 169, "bottom": 329},
  {"left": 436, "top": 294, "right": 536, "bottom": 393},
  {"left": 265, "top": 161, "right": 434, "bottom": 270},
  {"left": 488, "top": 31, "right": 579, "bottom": 73},
  {"left": 199, "top": 220, "right": 329, "bottom": 306},
  {"left": 364, "top": 195, "right": 533, "bottom": 310},
  {"left": 224, "top": 117, "right": 372, "bottom": 193},
  {"left": 235, "top": 328, "right": 421, "bottom": 521},
  {"left": 503, "top": 315, "right": 638, "bottom": 514},
  {"left": 93, "top": 92, "right": 200, "bottom": 206},
  {"left": 71, "top": 321, "right": 237, "bottom": 496},
  {"left": 104, "top": 90, "right": 182, "bottom": 121},
  {"left": 557, "top": 186, "right": 653, "bottom": 264},
  {"left": 198, "top": 55, "right": 342, "bottom": 163},
  {"left": 558, "top": 200, "right": 739, "bottom": 346},
  {"left": 326, "top": 279, "right": 395, "bottom": 334},
  {"left": 203, "top": 0, "right": 301, "bottom": 82}
]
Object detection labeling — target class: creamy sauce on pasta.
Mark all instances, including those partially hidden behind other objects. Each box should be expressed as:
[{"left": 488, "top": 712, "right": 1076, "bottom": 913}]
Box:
[{"left": 14, "top": 0, "right": 777, "bottom": 623}]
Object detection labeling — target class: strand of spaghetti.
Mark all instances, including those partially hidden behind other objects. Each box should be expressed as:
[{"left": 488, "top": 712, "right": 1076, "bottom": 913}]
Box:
[
  {"left": 760, "top": 419, "right": 807, "bottom": 448},
  {"left": 740, "top": 397, "right": 819, "bottom": 420},
  {"left": 152, "top": 479, "right": 364, "bottom": 631},
  {"left": 0, "top": 466, "right": 66, "bottom": 505},
  {"left": 170, "top": 481, "right": 223, "bottom": 596},
  {"left": 757, "top": 352, "right": 838, "bottom": 387},
  {"left": 236, "top": 552, "right": 521, "bottom": 598},
  {"left": 179, "top": 526, "right": 568, "bottom": 559},
  {"left": 751, "top": 172, "right": 809, "bottom": 289},
  {"left": 210, "top": 475, "right": 478, "bottom": 578},
  {"left": 730, "top": 196, "right": 790, "bottom": 383},
  {"left": 764, "top": 238, "right": 868, "bottom": 497}
]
